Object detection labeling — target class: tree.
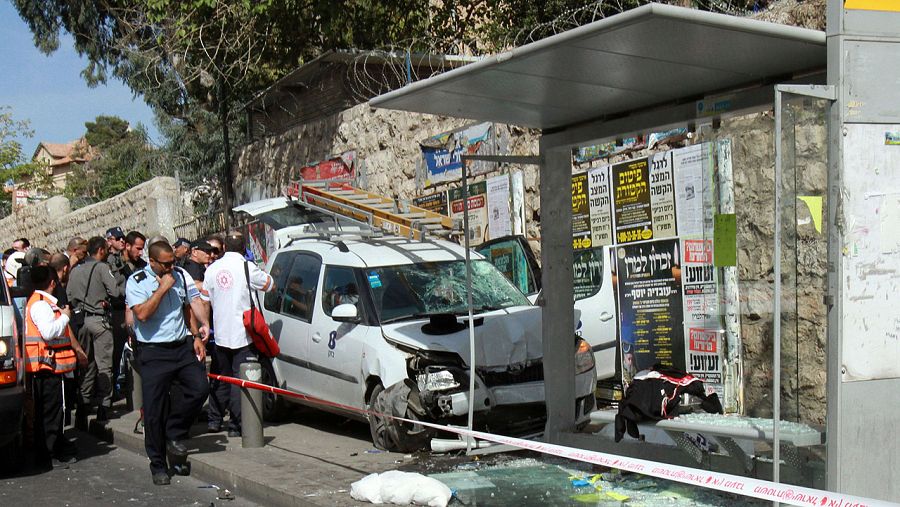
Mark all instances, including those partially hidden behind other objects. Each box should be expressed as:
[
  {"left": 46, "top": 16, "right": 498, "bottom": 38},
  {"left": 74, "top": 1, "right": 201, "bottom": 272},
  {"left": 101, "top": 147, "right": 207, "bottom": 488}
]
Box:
[
  {"left": 0, "top": 106, "right": 44, "bottom": 217},
  {"left": 84, "top": 115, "right": 132, "bottom": 149},
  {"left": 65, "top": 116, "right": 154, "bottom": 205}
]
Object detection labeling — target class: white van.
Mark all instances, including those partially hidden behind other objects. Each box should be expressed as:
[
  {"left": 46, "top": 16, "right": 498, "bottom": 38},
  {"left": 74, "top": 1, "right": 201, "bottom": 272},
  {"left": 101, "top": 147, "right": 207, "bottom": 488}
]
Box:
[
  {"left": 476, "top": 237, "right": 619, "bottom": 382},
  {"left": 0, "top": 273, "right": 23, "bottom": 473},
  {"left": 259, "top": 234, "right": 597, "bottom": 451}
]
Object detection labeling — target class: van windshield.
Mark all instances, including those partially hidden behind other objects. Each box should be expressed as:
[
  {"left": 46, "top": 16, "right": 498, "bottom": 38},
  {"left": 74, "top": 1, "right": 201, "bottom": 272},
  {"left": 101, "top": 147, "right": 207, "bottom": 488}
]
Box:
[{"left": 366, "top": 260, "right": 530, "bottom": 324}]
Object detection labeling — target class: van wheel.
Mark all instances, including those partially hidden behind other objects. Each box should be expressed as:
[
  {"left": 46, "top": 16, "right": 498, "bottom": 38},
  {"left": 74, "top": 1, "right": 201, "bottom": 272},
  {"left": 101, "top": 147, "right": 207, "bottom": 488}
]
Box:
[
  {"left": 368, "top": 384, "right": 396, "bottom": 451},
  {"left": 261, "top": 362, "right": 287, "bottom": 422},
  {"left": 367, "top": 383, "right": 428, "bottom": 453}
]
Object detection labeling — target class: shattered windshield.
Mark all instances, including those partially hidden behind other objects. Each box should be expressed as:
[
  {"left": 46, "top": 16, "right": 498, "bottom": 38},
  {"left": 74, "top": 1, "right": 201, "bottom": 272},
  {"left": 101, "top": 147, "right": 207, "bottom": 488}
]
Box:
[{"left": 366, "top": 260, "right": 531, "bottom": 323}]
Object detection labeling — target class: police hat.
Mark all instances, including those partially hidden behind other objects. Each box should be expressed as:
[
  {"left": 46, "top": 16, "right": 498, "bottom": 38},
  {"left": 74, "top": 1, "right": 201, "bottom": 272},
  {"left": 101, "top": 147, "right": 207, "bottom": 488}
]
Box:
[
  {"left": 173, "top": 238, "right": 191, "bottom": 249},
  {"left": 106, "top": 227, "right": 125, "bottom": 239},
  {"left": 192, "top": 240, "right": 216, "bottom": 253},
  {"left": 24, "top": 247, "right": 51, "bottom": 267}
]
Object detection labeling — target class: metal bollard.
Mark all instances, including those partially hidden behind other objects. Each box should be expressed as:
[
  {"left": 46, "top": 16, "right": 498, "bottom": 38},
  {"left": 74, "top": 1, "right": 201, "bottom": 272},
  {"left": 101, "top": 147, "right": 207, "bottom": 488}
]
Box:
[
  {"left": 132, "top": 359, "right": 143, "bottom": 413},
  {"left": 239, "top": 360, "right": 264, "bottom": 448}
]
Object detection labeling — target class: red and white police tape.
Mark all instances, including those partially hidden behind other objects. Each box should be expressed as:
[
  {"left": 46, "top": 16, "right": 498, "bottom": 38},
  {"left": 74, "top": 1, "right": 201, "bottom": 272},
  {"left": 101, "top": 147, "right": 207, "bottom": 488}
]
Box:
[{"left": 209, "top": 373, "right": 897, "bottom": 507}]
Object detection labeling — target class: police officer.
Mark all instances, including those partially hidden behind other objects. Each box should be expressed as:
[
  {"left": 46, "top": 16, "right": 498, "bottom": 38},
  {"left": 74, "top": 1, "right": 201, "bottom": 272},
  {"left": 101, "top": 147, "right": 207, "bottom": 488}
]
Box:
[
  {"left": 173, "top": 238, "right": 191, "bottom": 267},
  {"left": 127, "top": 240, "right": 210, "bottom": 486},
  {"left": 67, "top": 236, "right": 120, "bottom": 424},
  {"left": 105, "top": 227, "right": 130, "bottom": 403}
]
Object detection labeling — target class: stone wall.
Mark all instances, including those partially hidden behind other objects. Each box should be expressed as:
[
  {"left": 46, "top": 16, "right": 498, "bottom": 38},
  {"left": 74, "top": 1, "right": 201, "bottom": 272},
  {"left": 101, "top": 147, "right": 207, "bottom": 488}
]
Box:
[
  {"left": 234, "top": 104, "right": 543, "bottom": 243},
  {"left": 234, "top": 104, "right": 828, "bottom": 424},
  {"left": 0, "top": 177, "right": 186, "bottom": 252}
]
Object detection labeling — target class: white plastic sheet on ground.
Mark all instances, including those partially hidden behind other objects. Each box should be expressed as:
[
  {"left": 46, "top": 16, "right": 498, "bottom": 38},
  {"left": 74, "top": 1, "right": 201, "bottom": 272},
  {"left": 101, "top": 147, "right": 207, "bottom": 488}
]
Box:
[{"left": 351, "top": 470, "right": 453, "bottom": 507}]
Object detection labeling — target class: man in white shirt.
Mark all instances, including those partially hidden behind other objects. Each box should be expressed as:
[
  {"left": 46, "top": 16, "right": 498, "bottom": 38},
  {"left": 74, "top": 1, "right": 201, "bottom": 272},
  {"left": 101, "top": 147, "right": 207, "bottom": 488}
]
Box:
[
  {"left": 25, "top": 266, "right": 87, "bottom": 469},
  {"left": 203, "top": 232, "right": 273, "bottom": 437}
]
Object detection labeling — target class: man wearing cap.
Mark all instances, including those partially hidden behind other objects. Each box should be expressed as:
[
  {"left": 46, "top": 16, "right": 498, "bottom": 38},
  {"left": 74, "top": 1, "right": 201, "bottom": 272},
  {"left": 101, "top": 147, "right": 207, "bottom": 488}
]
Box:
[
  {"left": 105, "top": 227, "right": 131, "bottom": 402},
  {"left": 173, "top": 238, "right": 191, "bottom": 267}
]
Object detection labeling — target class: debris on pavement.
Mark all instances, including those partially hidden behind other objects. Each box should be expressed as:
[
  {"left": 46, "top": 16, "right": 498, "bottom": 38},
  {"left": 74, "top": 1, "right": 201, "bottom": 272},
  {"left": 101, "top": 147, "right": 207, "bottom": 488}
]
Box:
[{"left": 351, "top": 470, "right": 453, "bottom": 507}]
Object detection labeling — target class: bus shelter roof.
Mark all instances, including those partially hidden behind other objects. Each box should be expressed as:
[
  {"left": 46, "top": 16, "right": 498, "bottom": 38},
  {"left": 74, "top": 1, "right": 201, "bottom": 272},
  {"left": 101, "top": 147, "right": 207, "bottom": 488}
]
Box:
[{"left": 370, "top": 3, "right": 825, "bottom": 132}]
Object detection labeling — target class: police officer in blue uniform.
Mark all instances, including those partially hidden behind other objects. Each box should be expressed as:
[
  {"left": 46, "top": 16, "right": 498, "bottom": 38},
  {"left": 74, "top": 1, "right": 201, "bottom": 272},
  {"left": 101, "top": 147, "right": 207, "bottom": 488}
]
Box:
[{"left": 126, "top": 240, "right": 211, "bottom": 486}]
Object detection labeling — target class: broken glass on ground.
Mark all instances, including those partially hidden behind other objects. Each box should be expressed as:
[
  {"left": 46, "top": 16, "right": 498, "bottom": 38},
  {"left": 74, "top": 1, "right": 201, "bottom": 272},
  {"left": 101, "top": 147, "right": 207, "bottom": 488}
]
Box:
[{"left": 427, "top": 457, "right": 765, "bottom": 506}]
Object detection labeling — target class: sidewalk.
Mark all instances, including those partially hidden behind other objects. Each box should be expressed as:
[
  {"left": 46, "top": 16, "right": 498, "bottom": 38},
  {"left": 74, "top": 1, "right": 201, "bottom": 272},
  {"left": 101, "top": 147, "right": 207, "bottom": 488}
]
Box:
[{"left": 94, "top": 404, "right": 420, "bottom": 506}]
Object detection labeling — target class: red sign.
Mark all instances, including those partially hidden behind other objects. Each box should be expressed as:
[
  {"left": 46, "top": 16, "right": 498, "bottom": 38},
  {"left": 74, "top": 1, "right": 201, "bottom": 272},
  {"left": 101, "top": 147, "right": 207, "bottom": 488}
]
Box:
[
  {"left": 451, "top": 195, "right": 485, "bottom": 214},
  {"left": 683, "top": 239, "right": 713, "bottom": 264},
  {"left": 688, "top": 328, "right": 718, "bottom": 353},
  {"left": 299, "top": 152, "right": 355, "bottom": 181}
]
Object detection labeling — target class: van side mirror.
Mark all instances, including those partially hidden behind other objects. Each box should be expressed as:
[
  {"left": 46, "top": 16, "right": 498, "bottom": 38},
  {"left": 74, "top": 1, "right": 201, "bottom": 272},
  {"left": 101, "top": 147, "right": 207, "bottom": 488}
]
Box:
[{"left": 332, "top": 303, "right": 359, "bottom": 323}]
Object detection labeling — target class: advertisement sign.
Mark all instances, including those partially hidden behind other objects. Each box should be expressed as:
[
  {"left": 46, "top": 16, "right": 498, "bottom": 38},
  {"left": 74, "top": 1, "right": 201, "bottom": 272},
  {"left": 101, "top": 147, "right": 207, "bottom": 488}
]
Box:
[
  {"left": 421, "top": 123, "right": 492, "bottom": 186},
  {"left": 649, "top": 152, "right": 677, "bottom": 239},
  {"left": 571, "top": 172, "right": 592, "bottom": 250},
  {"left": 681, "top": 239, "right": 723, "bottom": 385},
  {"left": 412, "top": 191, "right": 449, "bottom": 216},
  {"left": 449, "top": 181, "right": 488, "bottom": 246},
  {"left": 672, "top": 144, "right": 715, "bottom": 238},
  {"left": 615, "top": 238, "right": 686, "bottom": 381},
  {"left": 612, "top": 158, "right": 653, "bottom": 244},
  {"left": 299, "top": 150, "right": 355, "bottom": 181},
  {"left": 486, "top": 174, "right": 512, "bottom": 239},
  {"left": 587, "top": 165, "right": 614, "bottom": 247}
]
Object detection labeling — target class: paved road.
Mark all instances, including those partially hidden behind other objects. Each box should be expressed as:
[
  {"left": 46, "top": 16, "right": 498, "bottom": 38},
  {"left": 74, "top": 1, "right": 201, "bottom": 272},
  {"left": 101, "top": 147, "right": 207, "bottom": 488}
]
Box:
[{"left": 0, "top": 429, "right": 260, "bottom": 507}]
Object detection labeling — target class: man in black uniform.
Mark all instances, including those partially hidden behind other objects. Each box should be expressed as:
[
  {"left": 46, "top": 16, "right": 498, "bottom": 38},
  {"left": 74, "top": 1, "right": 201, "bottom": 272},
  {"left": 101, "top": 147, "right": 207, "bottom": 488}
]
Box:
[
  {"left": 127, "top": 241, "right": 210, "bottom": 485},
  {"left": 173, "top": 238, "right": 191, "bottom": 267},
  {"left": 105, "top": 227, "right": 132, "bottom": 403}
]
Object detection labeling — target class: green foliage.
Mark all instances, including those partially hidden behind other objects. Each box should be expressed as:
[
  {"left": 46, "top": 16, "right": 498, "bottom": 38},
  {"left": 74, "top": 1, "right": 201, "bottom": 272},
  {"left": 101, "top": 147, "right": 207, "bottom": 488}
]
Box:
[
  {"left": 84, "top": 115, "right": 133, "bottom": 149},
  {"left": 65, "top": 116, "right": 155, "bottom": 206},
  {"left": 0, "top": 106, "right": 47, "bottom": 217}
]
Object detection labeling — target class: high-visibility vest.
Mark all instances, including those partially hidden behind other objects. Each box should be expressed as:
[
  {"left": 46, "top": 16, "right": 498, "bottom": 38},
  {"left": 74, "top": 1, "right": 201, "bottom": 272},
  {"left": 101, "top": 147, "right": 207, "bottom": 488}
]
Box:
[{"left": 24, "top": 292, "right": 76, "bottom": 374}]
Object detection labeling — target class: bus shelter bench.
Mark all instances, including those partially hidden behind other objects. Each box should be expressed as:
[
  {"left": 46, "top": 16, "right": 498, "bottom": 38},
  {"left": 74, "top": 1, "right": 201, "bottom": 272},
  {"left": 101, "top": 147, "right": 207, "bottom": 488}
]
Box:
[{"left": 588, "top": 410, "right": 825, "bottom": 472}]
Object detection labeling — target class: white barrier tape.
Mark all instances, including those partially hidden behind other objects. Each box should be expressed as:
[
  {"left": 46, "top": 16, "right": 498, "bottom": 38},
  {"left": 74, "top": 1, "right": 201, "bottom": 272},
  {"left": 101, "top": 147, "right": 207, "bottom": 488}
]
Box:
[{"left": 211, "top": 374, "right": 897, "bottom": 507}]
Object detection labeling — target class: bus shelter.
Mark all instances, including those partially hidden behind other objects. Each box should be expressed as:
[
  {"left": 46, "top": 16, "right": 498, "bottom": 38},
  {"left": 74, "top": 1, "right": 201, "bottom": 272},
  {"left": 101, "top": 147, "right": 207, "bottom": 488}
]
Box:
[{"left": 372, "top": 2, "right": 900, "bottom": 502}]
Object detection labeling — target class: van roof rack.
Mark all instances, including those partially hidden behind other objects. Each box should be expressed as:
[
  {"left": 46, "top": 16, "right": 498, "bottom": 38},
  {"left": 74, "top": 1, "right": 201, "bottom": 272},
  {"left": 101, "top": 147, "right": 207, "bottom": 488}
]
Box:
[{"left": 286, "top": 174, "right": 459, "bottom": 241}]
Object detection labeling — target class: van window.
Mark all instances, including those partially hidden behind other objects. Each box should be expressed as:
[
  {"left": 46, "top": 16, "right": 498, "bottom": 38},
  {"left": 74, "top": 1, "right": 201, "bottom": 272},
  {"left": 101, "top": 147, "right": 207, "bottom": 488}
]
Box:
[
  {"left": 280, "top": 254, "right": 321, "bottom": 322},
  {"left": 476, "top": 239, "right": 538, "bottom": 295},
  {"left": 573, "top": 247, "right": 604, "bottom": 301},
  {"left": 322, "top": 266, "right": 359, "bottom": 316},
  {"left": 264, "top": 252, "right": 295, "bottom": 312}
]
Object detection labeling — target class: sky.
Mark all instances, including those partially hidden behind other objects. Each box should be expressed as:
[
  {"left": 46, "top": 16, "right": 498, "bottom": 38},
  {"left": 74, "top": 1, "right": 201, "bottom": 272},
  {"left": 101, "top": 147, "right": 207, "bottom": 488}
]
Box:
[{"left": 0, "top": 1, "right": 160, "bottom": 159}]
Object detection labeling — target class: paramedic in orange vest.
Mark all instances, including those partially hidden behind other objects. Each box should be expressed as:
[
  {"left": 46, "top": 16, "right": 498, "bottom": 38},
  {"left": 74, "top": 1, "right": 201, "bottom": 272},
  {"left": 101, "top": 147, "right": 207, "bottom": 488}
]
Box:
[{"left": 25, "top": 265, "right": 87, "bottom": 469}]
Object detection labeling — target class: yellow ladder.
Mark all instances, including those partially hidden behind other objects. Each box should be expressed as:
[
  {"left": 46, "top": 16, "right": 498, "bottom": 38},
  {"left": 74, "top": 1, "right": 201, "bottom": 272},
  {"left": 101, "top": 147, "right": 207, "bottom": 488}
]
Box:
[{"left": 290, "top": 179, "right": 455, "bottom": 241}]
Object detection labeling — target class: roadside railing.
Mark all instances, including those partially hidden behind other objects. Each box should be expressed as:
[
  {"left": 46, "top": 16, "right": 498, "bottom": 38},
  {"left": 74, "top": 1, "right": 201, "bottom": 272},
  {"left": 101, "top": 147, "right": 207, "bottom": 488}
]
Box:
[{"left": 173, "top": 209, "right": 226, "bottom": 241}]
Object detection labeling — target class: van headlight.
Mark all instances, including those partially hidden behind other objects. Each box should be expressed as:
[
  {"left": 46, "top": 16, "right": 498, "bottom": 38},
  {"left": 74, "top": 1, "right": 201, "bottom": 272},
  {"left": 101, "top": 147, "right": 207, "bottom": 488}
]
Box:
[
  {"left": 575, "top": 338, "right": 595, "bottom": 375},
  {"left": 417, "top": 368, "right": 461, "bottom": 392}
]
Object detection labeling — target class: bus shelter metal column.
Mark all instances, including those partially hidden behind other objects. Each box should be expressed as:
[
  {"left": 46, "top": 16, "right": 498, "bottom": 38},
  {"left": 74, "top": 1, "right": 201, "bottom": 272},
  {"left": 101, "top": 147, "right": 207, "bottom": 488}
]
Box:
[{"left": 539, "top": 139, "right": 576, "bottom": 441}]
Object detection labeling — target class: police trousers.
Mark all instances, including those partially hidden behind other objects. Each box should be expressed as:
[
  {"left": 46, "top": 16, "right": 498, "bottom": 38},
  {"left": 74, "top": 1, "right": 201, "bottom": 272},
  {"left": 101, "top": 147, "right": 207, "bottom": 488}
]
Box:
[
  {"left": 135, "top": 339, "right": 209, "bottom": 474},
  {"left": 78, "top": 316, "right": 114, "bottom": 409}
]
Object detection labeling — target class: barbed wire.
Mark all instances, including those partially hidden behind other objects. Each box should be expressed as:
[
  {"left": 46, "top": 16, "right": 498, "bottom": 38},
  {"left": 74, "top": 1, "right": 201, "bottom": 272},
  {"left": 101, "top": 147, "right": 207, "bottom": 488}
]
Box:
[{"left": 246, "top": 0, "right": 823, "bottom": 141}]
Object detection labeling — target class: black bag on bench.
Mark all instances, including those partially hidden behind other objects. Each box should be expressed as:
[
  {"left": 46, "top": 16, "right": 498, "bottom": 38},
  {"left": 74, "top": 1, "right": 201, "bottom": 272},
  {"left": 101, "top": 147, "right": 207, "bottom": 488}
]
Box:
[{"left": 615, "top": 365, "right": 723, "bottom": 442}]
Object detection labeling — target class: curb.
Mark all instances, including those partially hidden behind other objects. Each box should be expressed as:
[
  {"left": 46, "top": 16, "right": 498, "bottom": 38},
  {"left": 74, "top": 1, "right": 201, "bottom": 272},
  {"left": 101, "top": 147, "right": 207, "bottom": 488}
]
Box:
[{"left": 94, "top": 416, "right": 322, "bottom": 507}]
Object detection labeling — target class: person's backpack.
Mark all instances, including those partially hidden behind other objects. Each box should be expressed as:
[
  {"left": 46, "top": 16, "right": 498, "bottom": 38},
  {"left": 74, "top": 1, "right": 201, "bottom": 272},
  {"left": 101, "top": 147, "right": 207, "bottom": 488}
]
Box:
[{"left": 615, "top": 365, "right": 723, "bottom": 442}]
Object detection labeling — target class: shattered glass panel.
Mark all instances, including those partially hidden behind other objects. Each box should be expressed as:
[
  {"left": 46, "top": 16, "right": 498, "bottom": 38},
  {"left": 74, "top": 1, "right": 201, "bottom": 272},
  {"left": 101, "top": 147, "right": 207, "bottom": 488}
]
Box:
[
  {"left": 429, "top": 458, "right": 764, "bottom": 506},
  {"left": 367, "top": 260, "right": 531, "bottom": 323}
]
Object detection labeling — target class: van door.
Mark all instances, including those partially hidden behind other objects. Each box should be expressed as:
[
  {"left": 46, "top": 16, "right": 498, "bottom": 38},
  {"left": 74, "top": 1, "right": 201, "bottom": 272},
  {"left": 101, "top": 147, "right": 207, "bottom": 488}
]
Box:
[
  {"left": 262, "top": 251, "right": 320, "bottom": 395},
  {"left": 573, "top": 246, "right": 618, "bottom": 380},
  {"left": 305, "top": 265, "right": 370, "bottom": 409}
]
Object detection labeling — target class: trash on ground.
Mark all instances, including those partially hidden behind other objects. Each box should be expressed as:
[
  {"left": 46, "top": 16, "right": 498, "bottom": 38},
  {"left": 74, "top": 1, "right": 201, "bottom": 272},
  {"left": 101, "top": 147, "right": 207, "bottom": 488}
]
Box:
[{"left": 351, "top": 470, "right": 452, "bottom": 507}]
